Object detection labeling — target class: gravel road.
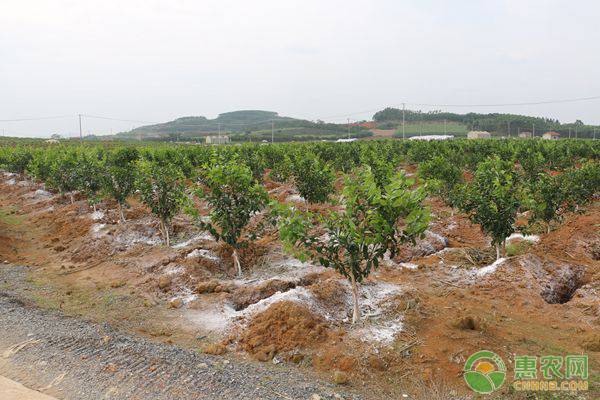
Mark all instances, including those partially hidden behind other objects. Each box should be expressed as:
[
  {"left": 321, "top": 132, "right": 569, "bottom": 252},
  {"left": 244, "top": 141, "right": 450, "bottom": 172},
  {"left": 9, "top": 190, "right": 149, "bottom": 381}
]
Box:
[{"left": 0, "top": 266, "right": 361, "bottom": 400}]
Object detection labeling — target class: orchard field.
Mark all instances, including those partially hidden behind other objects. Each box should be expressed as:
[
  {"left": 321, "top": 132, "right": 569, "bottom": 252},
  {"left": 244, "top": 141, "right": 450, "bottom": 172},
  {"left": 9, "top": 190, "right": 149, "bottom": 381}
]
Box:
[{"left": 0, "top": 138, "right": 599, "bottom": 398}]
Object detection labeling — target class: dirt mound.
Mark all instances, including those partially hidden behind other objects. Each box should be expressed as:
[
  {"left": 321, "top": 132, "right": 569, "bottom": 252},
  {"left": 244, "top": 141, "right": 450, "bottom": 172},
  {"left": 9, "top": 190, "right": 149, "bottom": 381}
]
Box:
[
  {"left": 535, "top": 204, "right": 600, "bottom": 264},
  {"left": 394, "top": 230, "right": 448, "bottom": 262},
  {"left": 230, "top": 279, "right": 297, "bottom": 310},
  {"left": 477, "top": 254, "right": 592, "bottom": 306},
  {"left": 539, "top": 264, "right": 586, "bottom": 304},
  {"left": 216, "top": 241, "right": 269, "bottom": 276},
  {"left": 309, "top": 278, "right": 349, "bottom": 312},
  {"left": 238, "top": 301, "right": 331, "bottom": 359}
]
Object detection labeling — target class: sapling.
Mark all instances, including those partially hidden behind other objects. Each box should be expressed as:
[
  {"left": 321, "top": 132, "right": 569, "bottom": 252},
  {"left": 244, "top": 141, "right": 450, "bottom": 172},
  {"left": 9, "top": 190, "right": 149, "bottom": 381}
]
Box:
[
  {"left": 136, "top": 160, "right": 187, "bottom": 246},
  {"left": 47, "top": 149, "right": 80, "bottom": 203},
  {"left": 418, "top": 155, "right": 463, "bottom": 209},
  {"left": 526, "top": 172, "right": 571, "bottom": 234},
  {"left": 102, "top": 147, "right": 139, "bottom": 223},
  {"left": 458, "top": 156, "right": 520, "bottom": 260},
  {"left": 290, "top": 153, "right": 335, "bottom": 204},
  {"left": 275, "top": 166, "right": 429, "bottom": 324},
  {"left": 188, "top": 162, "right": 268, "bottom": 276},
  {"left": 75, "top": 151, "right": 104, "bottom": 212}
]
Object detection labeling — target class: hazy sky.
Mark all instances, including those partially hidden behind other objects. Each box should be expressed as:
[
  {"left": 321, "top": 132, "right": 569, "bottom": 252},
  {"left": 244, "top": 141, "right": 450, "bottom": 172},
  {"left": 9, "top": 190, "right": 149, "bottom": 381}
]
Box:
[{"left": 2, "top": 0, "right": 600, "bottom": 137}]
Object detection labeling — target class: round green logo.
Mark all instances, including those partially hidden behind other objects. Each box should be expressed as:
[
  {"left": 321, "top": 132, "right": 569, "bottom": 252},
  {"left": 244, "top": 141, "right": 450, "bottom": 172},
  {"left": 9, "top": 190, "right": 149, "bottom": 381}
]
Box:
[{"left": 463, "top": 350, "right": 506, "bottom": 394}]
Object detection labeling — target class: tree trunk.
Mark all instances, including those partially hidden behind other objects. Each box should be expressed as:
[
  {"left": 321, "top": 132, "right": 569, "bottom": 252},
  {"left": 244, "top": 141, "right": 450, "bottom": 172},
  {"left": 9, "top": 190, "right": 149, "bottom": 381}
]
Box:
[
  {"left": 350, "top": 274, "right": 360, "bottom": 324},
  {"left": 495, "top": 243, "right": 501, "bottom": 260},
  {"left": 160, "top": 219, "right": 170, "bottom": 247},
  {"left": 502, "top": 240, "right": 506, "bottom": 257},
  {"left": 547, "top": 223, "right": 551, "bottom": 234},
  {"left": 118, "top": 203, "right": 125, "bottom": 223},
  {"left": 69, "top": 193, "right": 74, "bottom": 204},
  {"left": 93, "top": 203, "right": 97, "bottom": 213},
  {"left": 232, "top": 249, "right": 242, "bottom": 277}
]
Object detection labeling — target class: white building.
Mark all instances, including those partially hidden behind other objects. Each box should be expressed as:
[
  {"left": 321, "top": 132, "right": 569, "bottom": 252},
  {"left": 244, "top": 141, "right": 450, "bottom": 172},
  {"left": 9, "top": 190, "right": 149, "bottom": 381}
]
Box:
[
  {"left": 205, "top": 136, "right": 230, "bottom": 145},
  {"left": 542, "top": 131, "right": 560, "bottom": 140},
  {"left": 467, "top": 131, "right": 491, "bottom": 139}
]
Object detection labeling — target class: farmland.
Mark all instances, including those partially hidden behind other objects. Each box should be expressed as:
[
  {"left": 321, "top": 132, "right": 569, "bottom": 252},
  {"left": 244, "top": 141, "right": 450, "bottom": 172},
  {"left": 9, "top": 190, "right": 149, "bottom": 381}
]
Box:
[
  {"left": 0, "top": 138, "right": 599, "bottom": 399},
  {"left": 393, "top": 121, "right": 468, "bottom": 137}
]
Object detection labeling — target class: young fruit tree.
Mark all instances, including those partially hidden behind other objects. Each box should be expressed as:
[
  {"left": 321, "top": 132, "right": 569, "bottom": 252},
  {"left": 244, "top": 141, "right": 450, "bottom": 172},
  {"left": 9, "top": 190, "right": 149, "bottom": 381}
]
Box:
[
  {"left": 102, "top": 147, "right": 139, "bottom": 223},
  {"left": 187, "top": 162, "right": 268, "bottom": 277},
  {"left": 290, "top": 153, "right": 335, "bottom": 204},
  {"left": 458, "top": 156, "right": 520, "bottom": 260},
  {"left": 136, "top": 161, "right": 187, "bottom": 246},
  {"left": 418, "top": 155, "right": 463, "bottom": 208},
  {"left": 47, "top": 149, "right": 80, "bottom": 203},
  {"left": 562, "top": 161, "right": 600, "bottom": 207},
  {"left": 275, "top": 166, "right": 429, "bottom": 324},
  {"left": 359, "top": 147, "right": 395, "bottom": 188},
  {"left": 526, "top": 171, "right": 571, "bottom": 234},
  {"left": 75, "top": 150, "right": 104, "bottom": 212}
]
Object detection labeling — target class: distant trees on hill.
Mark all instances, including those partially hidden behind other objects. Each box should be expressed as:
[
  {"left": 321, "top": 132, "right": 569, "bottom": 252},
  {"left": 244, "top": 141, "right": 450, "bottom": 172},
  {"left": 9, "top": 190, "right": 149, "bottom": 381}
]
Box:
[{"left": 372, "top": 107, "right": 598, "bottom": 138}]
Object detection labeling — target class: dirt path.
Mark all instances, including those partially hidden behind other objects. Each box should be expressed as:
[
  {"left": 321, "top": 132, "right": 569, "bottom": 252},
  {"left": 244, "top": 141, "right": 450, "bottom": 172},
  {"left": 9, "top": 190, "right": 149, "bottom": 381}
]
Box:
[
  {"left": 0, "top": 267, "right": 359, "bottom": 400},
  {"left": 0, "top": 376, "right": 58, "bottom": 400}
]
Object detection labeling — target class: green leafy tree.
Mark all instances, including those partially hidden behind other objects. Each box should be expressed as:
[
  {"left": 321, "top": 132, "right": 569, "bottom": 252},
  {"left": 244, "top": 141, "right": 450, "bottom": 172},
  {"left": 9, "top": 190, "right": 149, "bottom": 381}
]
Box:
[
  {"left": 102, "top": 147, "right": 139, "bottom": 222},
  {"left": 563, "top": 161, "right": 600, "bottom": 206},
  {"left": 291, "top": 153, "right": 335, "bottom": 203},
  {"left": 458, "top": 156, "right": 520, "bottom": 259},
  {"left": 136, "top": 161, "right": 187, "bottom": 246},
  {"left": 359, "top": 148, "right": 395, "bottom": 188},
  {"left": 27, "top": 148, "right": 54, "bottom": 183},
  {"left": 188, "top": 162, "right": 268, "bottom": 276},
  {"left": 526, "top": 172, "right": 571, "bottom": 233},
  {"left": 275, "top": 167, "right": 429, "bottom": 323},
  {"left": 5, "top": 146, "right": 33, "bottom": 175},
  {"left": 515, "top": 145, "right": 546, "bottom": 182},
  {"left": 75, "top": 151, "right": 105, "bottom": 211},
  {"left": 418, "top": 155, "right": 463, "bottom": 207},
  {"left": 47, "top": 149, "right": 80, "bottom": 203},
  {"left": 269, "top": 154, "right": 293, "bottom": 183}
]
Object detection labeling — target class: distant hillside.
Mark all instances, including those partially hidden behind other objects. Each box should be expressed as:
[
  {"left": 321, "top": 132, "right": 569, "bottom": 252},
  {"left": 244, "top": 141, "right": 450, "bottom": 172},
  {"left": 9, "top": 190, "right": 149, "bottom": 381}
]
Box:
[
  {"left": 117, "top": 110, "right": 370, "bottom": 142},
  {"left": 373, "top": 108, "right": 599, "bottom": 138}
]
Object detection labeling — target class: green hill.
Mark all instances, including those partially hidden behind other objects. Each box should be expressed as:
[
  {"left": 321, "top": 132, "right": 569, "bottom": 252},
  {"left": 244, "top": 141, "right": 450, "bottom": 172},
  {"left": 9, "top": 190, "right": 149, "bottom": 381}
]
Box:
[{"left": 117, "top": 110, "right": 370, "bottom": 142}]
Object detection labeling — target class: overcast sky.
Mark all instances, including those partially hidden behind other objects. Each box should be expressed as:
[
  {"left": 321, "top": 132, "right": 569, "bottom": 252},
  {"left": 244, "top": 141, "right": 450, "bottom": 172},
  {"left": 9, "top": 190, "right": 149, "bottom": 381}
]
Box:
[{"left": 2, "top": 0, "right": 600, "bottom": 137}]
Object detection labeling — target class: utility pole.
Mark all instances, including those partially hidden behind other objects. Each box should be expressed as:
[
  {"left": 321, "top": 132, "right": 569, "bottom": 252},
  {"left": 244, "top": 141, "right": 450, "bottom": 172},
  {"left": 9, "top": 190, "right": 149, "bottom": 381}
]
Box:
[
  {"left": 78, "top": 114, "right": 83, "bottom": 141},
  {"left": 271, "top": 120, "right": 274, "bottom": 143},
  {"left": 402, "top": 103, "right": 406, "bottom": 139},
  {"left": 347, "top": 118, "right": 352, "bottom": 139}
]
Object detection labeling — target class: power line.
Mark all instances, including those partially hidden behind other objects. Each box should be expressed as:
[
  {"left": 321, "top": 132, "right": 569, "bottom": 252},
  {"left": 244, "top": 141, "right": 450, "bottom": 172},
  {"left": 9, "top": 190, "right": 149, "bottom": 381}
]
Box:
[
  {"left": 0, "top": 115, "right": 74, "bottom": 122},
  {"left": 82, "top": 114, "right": 158, "bottom": 124},
  {"left": 312, "top": 95, "right": 600, "bottom": 121},
  {"left": 409, "top": 95, "right": 600, "bottom": 108},
  {"left": 3, "top": 94, "right": 600, "bottom": 134}
]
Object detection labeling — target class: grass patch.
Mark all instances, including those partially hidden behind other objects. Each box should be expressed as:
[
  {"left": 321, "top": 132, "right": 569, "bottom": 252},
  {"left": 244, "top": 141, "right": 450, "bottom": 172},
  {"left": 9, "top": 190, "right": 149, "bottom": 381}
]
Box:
[
  {"left": 506, "top": 241, "right": 533, "bottom": 257},
  {"left": 0, "top": 207, "right": 21, "bottom": 225}
]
